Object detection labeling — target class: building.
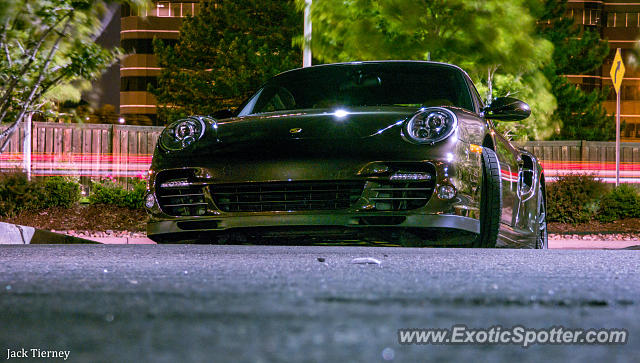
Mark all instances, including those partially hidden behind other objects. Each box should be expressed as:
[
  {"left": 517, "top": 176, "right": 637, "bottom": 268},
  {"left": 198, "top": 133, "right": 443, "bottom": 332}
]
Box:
[
  {"left": 120, "top": 2, "right": 201, "bottom": 125},
  {"left": 564, "top": 1, "right": 640, "bottom": 140}
]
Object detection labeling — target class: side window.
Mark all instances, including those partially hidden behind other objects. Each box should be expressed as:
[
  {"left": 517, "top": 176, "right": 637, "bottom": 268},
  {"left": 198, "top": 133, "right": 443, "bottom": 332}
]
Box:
[
  {"left": 261, "top": 87, "right": 295, "bottom": 112},
  {"left": 465, "top": 77, "right": 484, "bottom": 113}
]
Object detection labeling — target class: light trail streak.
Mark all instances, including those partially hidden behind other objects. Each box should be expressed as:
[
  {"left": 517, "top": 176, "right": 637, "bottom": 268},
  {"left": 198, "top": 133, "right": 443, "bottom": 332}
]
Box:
[{"left": 3, "top": 153, "right": 640, "bottom": 182}]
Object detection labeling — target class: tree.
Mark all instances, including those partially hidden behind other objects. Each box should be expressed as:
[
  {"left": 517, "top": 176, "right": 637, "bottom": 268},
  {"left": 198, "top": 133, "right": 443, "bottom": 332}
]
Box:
[
  {"left": 0, "top": 0, "right": 147, "bottom": 153},
  {"left": 302, "top": 0, "right": 556, "bottom": 140},
  {"left": 153, "top": 0, "right": 302, "bottom": 124},
  {"left": 537, "top": 0, "right": 613, "bottom": 141}
]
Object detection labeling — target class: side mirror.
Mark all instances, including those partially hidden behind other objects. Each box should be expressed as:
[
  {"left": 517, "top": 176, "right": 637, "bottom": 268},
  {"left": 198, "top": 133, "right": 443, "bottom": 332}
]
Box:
[
  {"left": 483, "top": 97, "right": 531, "bottom": 121},
  {"left": 211, "top": 109, "right": 235, "bottom": 119}
]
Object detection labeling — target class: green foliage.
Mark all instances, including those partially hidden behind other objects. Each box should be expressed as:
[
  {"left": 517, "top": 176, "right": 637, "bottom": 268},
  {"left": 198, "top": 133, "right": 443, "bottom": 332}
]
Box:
[
  {"left": 302, "top": 0, "right": 556, "bottom": 140},
  {"left": 0, "top": 173, "right": 148, "bottom": 216},
  {"left": 304, "top": 0, "right": 550, "bottom": 74},
  {"left": 0, "top": 172, "right": 45, "bottom": 217},
  {"left": 476, "top": 71, "right": 557, "bottom": 140},
  {"left": 89, "top": 178, "right": 146, "bottom": 209},
  {"left": 546, "top": 174, "right": 607, "bottom": 223},
  {"left": 537, "top": 0, "right": 612, "bottom": 141},
  {"left": 0, "top": 0, "right": 148, "bottom": 152},
  {"left": 0, "top": 173, "right": 81, "bottom": 217},
  {"left": 548, "top": 79, "right": 613, "bottom": 141},
  {"left": 41, "top": 176, "right": 81, "bottom": 208},
  {"left": 153, "top": 0, "right": 302, "bottom": 123},
  {"left": 597, "top": 184, "right": 640, "bottom": 222}
]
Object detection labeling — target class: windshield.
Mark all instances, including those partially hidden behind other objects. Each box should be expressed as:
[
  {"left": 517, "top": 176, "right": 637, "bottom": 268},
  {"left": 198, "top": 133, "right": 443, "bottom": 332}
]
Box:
[{"left": 238, "top": 62, "right": 474, "bottom": 116}]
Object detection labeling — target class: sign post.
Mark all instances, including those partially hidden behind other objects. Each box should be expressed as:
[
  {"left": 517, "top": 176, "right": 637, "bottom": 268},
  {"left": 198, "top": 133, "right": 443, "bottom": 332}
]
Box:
[{"left": 610, "top": 48, "right": 625, "bottom": 186}]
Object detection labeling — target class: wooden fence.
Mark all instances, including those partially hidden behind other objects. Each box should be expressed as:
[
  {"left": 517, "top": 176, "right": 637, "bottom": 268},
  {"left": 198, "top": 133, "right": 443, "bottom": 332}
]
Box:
[
  {"left": 2, "top": 122, "right": 640, "bottom": 184},
  {"left": 518, "top": 140, "right": 640, "bottom": 163},
  {"left": 0, "top": 122, "right": 162, "bottom": 188}
]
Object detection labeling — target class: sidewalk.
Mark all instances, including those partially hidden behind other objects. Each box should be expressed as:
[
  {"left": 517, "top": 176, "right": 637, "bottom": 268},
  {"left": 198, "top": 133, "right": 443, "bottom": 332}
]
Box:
[{"left": 549, "top": 239, "right": 639, "bottom": 249}]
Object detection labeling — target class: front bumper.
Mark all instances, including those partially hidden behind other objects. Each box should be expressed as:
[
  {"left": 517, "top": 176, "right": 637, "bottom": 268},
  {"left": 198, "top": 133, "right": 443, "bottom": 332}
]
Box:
[
  {"left": 148, "top": 212, "right": 479, "bottom": 241},
  {"left": 146, "top": 153, "right": 483, "bottom": 243}
]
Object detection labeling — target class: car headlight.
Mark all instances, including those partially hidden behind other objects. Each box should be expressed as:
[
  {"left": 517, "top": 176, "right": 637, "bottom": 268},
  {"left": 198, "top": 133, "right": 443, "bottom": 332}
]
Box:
[
  {"left": 159, "top": 117, "right": 209, "bottom": 151},
  {"left": 402, "top": 108, "right": 457, "bottom": 144}
]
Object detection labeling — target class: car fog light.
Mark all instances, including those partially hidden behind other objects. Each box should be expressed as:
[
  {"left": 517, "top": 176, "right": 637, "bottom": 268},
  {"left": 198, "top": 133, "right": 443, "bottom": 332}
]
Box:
[
  {"left": 437, "top": 185, "right": 456, "bottom": 200},
  {"left": 160, "top": 179, "right": 190, "bottom": 188},
  {"left": 390, "top": 172, "right": 431, "bottom": 181},
  {"left": 145, "top": 194, "right": 156, "bottom": 209}
]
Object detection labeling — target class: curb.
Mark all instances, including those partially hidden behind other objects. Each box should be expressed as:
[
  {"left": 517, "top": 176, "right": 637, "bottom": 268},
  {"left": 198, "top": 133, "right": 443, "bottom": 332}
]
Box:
[{"left": 0, "top": 222, "right": 99, "bottom": 245}]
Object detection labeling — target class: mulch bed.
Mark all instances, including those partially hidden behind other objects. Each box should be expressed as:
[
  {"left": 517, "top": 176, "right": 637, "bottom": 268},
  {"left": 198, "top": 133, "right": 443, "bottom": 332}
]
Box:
[
  {"left": 0, "top": 204, "right": 148, "bottom": 233},
  {"left": 549, "top": 218, "right": 640, "bottom": 234}
]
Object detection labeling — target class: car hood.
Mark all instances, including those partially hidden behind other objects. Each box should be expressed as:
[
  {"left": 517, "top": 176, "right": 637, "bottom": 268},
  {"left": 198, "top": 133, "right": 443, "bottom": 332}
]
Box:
[
  {"left": 152, "top": 106, "right": 472, "bottom": 164},
  {"left": 213, "top": 107, "right": 416, "bottom": 145}
]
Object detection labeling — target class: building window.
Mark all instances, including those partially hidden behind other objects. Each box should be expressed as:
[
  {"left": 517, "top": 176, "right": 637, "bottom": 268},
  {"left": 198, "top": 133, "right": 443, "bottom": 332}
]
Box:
[
  {"left": 156, "top": 2, "right": 170, "bottom": 17},
  {"left": 171, "top": 3, "right": 182, "bottom": 17},
  {"left": 122, "top": 38, "right": 178, "bottom": 54},
  {"left": 573, "top": 9, "right": 583, "bottom": 25},
  {"left": 183, "top": 3, "right": 194, "bottom": 17},
  {"left": 606, "top": 12, "right": 640, "bottom": 27},
  {"left": 587, "top": 9, "right": 601, "bottom": 26},
  {"left": 121, "top": 4, "right": 142, "bottom": 17},
  {"left": 630, "top": 12, "right": 640, "bottom": 27},
  {"left": 122, "top": 2, "right": 201, "bottom": 18},
  {"left": 121, "top": 76, "right": 158, "bottom": 92},
  {"left": 122, "top": 4, "right": 130, "bottom": 17}
]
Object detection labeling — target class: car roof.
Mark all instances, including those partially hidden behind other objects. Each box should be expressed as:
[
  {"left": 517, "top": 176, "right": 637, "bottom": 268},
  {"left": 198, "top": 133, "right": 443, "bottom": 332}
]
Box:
[{"left": 274, "top": 60, "right": 470, "bottom": 79}]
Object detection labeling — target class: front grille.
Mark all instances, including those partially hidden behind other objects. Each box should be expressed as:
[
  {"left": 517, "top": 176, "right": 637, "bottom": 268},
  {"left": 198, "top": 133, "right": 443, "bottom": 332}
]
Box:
[
  {"left": 156, "top": 176, "right": 209, "bottom": 216},
  {"left": 370, "top": 181, "right": 435, "bottom": 211},
  {"left": 211, "top": 181, "right": 365, "bottom": 212}
]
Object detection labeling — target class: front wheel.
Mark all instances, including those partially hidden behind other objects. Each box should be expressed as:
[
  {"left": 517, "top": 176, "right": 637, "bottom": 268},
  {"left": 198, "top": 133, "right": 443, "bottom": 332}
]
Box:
[
  {"left": 473, "top": 147, "right": 502, "bottom": 248},
  {"left": 536, "top": 181, "right": 548, "bottom": 249}
]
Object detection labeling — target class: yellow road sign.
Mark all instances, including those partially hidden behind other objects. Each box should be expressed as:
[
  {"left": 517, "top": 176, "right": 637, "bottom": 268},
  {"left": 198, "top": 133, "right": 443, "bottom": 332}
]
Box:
[{"left": 610, "top": 48, "right": 625, "bottom": 94}]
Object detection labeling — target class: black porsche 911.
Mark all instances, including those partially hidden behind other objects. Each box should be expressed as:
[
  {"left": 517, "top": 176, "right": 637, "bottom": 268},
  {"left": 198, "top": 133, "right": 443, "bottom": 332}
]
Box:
[{"left": 144, "top": 61, "right": 547, "bottom": 248}]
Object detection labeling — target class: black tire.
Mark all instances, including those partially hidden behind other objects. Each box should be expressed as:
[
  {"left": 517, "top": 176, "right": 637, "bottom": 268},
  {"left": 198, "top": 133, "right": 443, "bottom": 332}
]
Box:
[
  {"left": 535, "top": 180, "right": 548, "bottom": 249},
  {"left": 473, "top": 147, "right": 502, "bottom": 248}
]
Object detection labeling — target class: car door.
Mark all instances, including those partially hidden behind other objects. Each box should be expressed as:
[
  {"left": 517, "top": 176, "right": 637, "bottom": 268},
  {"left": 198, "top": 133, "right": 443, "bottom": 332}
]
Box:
[{"left": 493, "top": 132, "right": 520, "bottom": 228}]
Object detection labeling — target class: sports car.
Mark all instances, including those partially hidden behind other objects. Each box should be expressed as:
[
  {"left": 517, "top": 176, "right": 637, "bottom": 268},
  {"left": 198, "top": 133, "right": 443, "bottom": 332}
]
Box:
[{"left": 144, "top": 61, "right": 547, "bottom": 248}]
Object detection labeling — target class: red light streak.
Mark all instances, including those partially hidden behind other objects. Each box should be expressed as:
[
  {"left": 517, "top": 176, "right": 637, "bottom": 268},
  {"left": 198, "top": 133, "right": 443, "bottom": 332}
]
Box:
[
  {"left": 0, "top": 152, "right": 152, "bottom": 178},
  {"left": 3, "top": 153, "right": 640, "bottom": 182}
]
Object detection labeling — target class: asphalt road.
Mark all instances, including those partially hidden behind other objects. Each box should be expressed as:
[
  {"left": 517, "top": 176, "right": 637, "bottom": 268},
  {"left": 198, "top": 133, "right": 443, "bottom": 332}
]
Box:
[{"left": 0, "top": 245, "right": 638, "bottom": 363}]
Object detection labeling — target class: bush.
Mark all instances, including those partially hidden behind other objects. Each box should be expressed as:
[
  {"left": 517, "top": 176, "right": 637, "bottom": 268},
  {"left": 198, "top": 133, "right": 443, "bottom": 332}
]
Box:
[
  {"left": 0, "top": 172, "right": 44, "bottom": 217},
  {"left": 597, "top": 184, "right": 640, "bottom": 222},
  {"left": 546, "top": 174, "right": 607, "bottom": 223},
  {"left": 0, "top": 173, "right": 81, "bottom": 217},
  {"left": 89, "top": 178, "right": 146, "bottom": 209},
  {"left": 41, "top": 176, "right": 81, "bottom": 208}
]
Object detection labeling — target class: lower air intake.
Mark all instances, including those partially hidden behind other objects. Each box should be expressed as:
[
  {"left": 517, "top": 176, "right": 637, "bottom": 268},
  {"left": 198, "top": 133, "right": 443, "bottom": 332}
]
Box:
[{"left": 211, "top": 181, "right": 365, "bottom": 212}]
